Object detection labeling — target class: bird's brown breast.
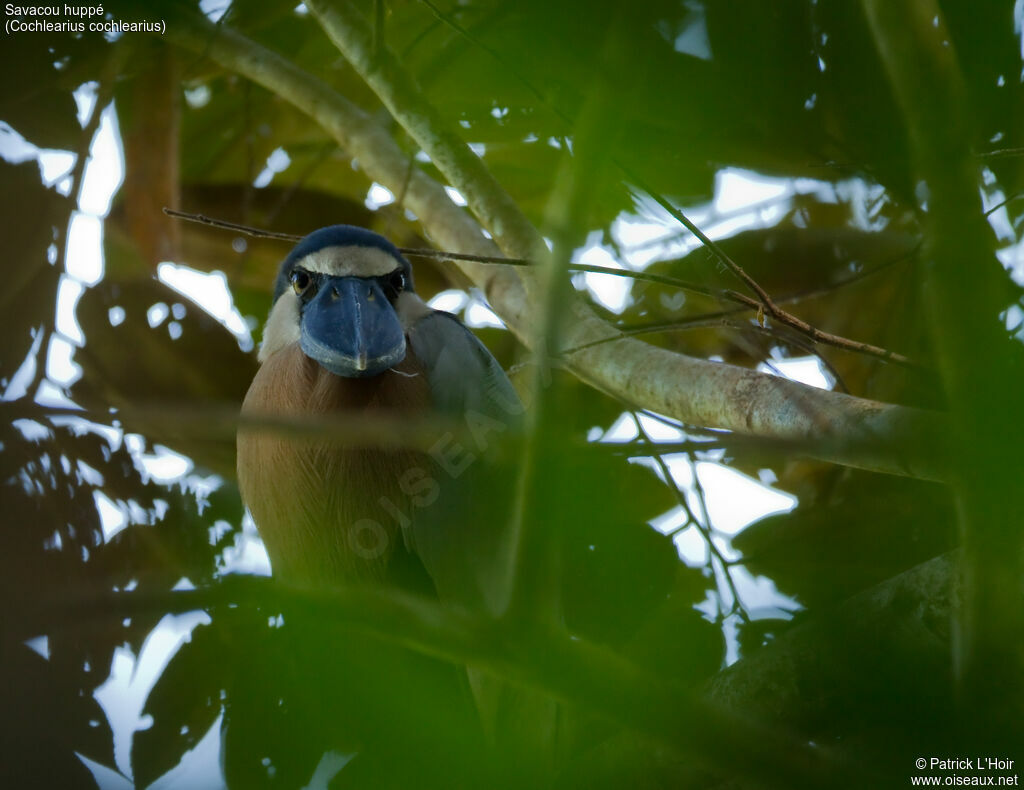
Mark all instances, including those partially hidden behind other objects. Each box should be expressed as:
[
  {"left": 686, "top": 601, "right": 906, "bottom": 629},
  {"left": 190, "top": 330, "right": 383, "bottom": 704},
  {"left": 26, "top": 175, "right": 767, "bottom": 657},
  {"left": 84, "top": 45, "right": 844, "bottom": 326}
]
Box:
[{"left": 237, "top": 342, "right": 432, "bottom": 584}]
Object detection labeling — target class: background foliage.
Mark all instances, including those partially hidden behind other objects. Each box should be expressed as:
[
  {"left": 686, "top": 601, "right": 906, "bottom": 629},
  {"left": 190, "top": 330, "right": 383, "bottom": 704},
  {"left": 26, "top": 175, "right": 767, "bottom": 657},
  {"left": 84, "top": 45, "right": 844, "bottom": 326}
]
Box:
[{"left": 1, "top": 0, "right": 1022, "bottom": 788}]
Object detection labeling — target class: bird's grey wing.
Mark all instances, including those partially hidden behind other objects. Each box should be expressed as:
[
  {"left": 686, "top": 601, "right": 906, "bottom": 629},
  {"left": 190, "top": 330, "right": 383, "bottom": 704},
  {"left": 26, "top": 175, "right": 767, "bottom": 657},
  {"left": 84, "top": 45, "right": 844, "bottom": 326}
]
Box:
[
  {"left": 406, "top": 310, "right": 522, "bottom": 425},
  {"left": 404, "top": 310, "right": 521, "bottom": 614},
  {"left": 407, "top": 310, "right": 556, "bottom": 752}
]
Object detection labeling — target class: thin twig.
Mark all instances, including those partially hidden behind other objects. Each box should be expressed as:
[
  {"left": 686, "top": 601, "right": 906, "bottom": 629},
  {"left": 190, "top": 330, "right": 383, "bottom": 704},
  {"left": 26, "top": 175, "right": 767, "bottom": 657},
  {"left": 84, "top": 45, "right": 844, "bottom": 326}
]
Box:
[
  {"left": 626, "top": 173, "right": 915, "bottom": 366},
  {"left": 978, "top": 146, "right": 1024, "bottom": 160},
  {"left": 627, "top": 171, "right": 779, "bottom": 309},
  {"left": 162, "top": 207, "right": 918, "bottom": 369},
  {"left": 163, "top": 207, "right": 303, "bottom": 240},
  {"left": 984, "top": 193, "right": 1022, "bottom": 218},
  {"left": 408, "top": 3, "right": 920, "bottom": 369},
  {"left": 162, "top": 206, "right": 763, "bottom": 304},
  {"left": 265, "top": 141, "right": 338, "bottom": 225},
  {"left": 630, "top": 413, "right": 748, "bottom": 623}
]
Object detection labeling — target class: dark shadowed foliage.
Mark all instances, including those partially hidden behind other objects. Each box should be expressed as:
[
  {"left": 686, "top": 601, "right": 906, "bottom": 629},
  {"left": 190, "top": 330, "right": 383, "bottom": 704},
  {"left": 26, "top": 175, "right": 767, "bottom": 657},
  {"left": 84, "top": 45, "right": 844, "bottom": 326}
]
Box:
[{"left": 1, "top": 1, "right": 1022, "bottom": 788}]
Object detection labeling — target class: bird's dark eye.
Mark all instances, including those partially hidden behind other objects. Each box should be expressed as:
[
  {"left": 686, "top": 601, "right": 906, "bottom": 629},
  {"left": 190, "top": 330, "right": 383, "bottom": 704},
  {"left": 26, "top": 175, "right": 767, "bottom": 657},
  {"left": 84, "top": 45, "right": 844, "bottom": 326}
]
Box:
[
  {"left": 290, "top": 269, "right": 311, "bottom": 295},
  {"left": 384, "top": 270, "right": 405, "bottom": 299}
]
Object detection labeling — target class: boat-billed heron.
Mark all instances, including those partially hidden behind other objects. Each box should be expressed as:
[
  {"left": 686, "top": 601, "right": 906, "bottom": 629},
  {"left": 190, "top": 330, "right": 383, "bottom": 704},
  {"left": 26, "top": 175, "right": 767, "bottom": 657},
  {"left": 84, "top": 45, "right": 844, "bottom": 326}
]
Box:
[{"left": 237, "top": 225, "right": 521, "bottom": 611}]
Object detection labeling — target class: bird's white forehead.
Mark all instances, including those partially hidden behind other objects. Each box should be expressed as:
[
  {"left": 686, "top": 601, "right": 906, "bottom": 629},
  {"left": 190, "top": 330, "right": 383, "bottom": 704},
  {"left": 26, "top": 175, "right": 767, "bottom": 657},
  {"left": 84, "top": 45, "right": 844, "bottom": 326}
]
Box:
[{"left": 295, "top": 245, "right": 402, "bottom": 277}]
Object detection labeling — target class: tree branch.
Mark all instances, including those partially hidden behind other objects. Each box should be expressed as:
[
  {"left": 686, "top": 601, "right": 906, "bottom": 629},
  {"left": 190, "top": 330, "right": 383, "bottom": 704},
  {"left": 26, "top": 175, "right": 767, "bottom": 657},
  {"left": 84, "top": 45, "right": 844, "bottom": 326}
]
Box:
[
  {"left": 153, "top": 1, "right": 946, "bottom": 481},
  {"left": 862, "top": 0, "right": 1024, "bottom": 727},
  {"left": 707, "top": 552, "right": 958, "bottom": 729}
]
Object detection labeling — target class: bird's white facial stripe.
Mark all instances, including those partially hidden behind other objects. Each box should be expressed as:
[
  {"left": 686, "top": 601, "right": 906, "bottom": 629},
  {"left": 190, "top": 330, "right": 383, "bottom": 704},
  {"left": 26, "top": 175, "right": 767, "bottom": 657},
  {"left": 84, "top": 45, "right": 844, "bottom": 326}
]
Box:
[
  {"left": 297, "top": 245, "right": 400, "bottom": 277},
  {"left": 259, "top": 289, "right": 301, "bottom": 362}
]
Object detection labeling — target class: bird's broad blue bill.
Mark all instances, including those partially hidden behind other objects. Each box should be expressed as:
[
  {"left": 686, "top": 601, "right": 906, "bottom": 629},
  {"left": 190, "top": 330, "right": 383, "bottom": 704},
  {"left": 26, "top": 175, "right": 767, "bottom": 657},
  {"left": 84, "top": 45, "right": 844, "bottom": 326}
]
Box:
[{"left": 299, "top": 276, "right": 406, "bottom": 377}]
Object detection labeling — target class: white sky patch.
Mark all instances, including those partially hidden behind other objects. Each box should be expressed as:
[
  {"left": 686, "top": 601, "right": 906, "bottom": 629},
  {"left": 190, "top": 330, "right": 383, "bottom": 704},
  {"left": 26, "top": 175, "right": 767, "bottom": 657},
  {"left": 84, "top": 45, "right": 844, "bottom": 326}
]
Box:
[
  {"left": 0, "top": 119, "right": 77, "bottom": 193},
  {"left": 445, "top": 186, "right": 468, "bottom": 206},
  {"left": 613, "top": 169, "right": 842, "bottom": 271},
  {"left": 66, "top": 212, "right": 105, "bottom": 285},
  {"left": 78, "top": 104, "right": 124, "bottom": 216},
  {"left": 147, "top": 302, "right": 169, "bottom": 328},
  {"left": 427, "top": 289, "right": 469, "bottom": 314},
  {"left": 156, "top": 263, "right": 254, "bottom": 351},
  {"left": 599, "top": 411, "right": 797, "bottom": 623},
  {"left": 600, "top": 411, "right": 699, "bottom": 445},
  {"left": 129, "top": 441, "right": 194, "bottom": 484},
  {"left": 77, "top": 754, "right": 133, "bottom": 790},
  {"left": 253, "top": 147, "right": 291, "bottom": 189},
  {"left": 200, "top": 0, "right": 232, "bottom": 23},
  {"left": 656, "top": 1, "right": 712, "bottom": 60},
  {"left": 575, "top": 238, "right": 632, "bottom": 314},
  {"left": 73, "top": 81, "right": 98, "bottom": 126},
  {"left": 998, "top": 237, "right": 1024, "bottom": 285},
  {"left": 713, "top": 168, "right": 792, "bottom": 215},
  {"left": 365, "top": 182, "right": 395, "bottom": 209},
  {"left": 38, "top": 152, "right": 76, "bottom": 194},
  {"left": 30, "top": 95, "right": 125, "bottom": 419},
  {"left": 691, "top": 460, "right": 796, "bottom": 536},
  {"left": 615, "top": 220, "right": 685, "bottom": 267},
  {"left": 184, "top": 83, "right": 212, "bottom": 109},
  {"left": 600, "top": 412, "right": 639, "bottom": 443},
  {"left": 302, "top": 751, "right": 357, "bottom": 790},
  {"left": 3, "top": 329, "right": 45, "bottom": 401},
  {"left": 1016, "top": 0, "right": 1024, "bottom": 60},
  {"left": 671, "top": 523, "right": 709, "bottom": 567},
  {"left": 601, "top": 415, "right": 797, "bottom": 537},
  {"left": 731, "top": 567, "right": 800, "bottom": 621},
  {"left": 45, "top": 335, "right": 83, "bottom": 386},
  {"left": 25, "top": 635, "right": 50, "bottom": 660},
  {"left": 218, "top": 512, "right": 272, "bottom": 577},
  {"left": 703, "top": 205, "right": 788, "bottom": 243},
  {"left": 758, "top": 354, "right": 834, "bottom": 390},
  {"left": 1004, "top": 304, "right": 1024, "bottom": 337},
  {"left": 35, "top": 379, "right": 78, "bottom": 409},
  {"left": 464, "top": 295, "right": 506, "bottom": 328},
  {"left": 93, "top": 490, "right": 129, "bottom": 541},
  {"left": 987, "top": 199, "right": 1015, "bottom": 243},
  {"left": 12, "top": 417, "right": 51, "bottom": 441},
  {"left": 4, "top": 95, "right": 121, "bottom": 203},
  {"left": 634, "top": 412, "right": 686, "bottom": 442},
  {"left": 55, "top": 276, "right": 87, "bottom": 343},
  {"left": 0, "top": 121, "right": 40, "bottom": 163},
  {"left": 94, "top": 611, "right": 213, "bottom": 780},
  {"left": 613, "top": 213, "right": 672, "bottom": 252},
  {"left": 48, "top": 415, "right": 122, "bottom": 450},
  {"left": 148, "top": 711, "right": 226, "bottom": 790}
]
